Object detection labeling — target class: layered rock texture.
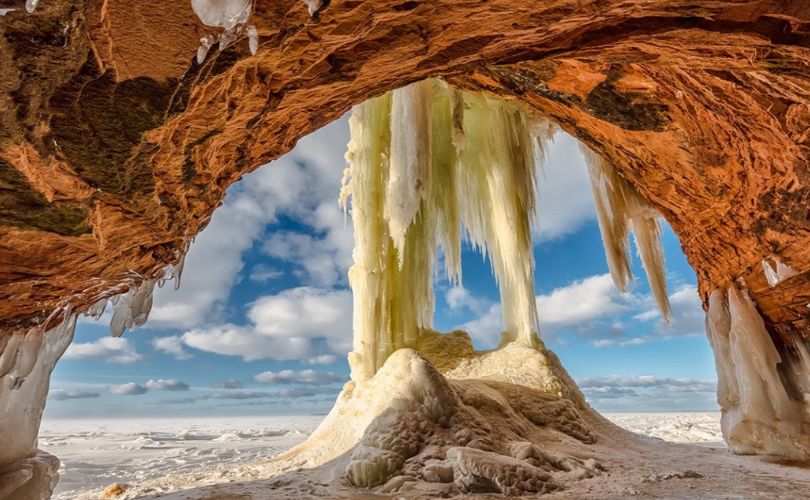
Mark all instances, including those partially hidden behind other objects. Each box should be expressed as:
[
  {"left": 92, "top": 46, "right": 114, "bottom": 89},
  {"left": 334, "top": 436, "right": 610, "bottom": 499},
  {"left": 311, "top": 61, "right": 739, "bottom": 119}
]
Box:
[
  {"left": 0, "top": 0, "right": 807, "bottom": 341},
  {"left": 1, "top": 0, "right": 810, "bottom": 496}
]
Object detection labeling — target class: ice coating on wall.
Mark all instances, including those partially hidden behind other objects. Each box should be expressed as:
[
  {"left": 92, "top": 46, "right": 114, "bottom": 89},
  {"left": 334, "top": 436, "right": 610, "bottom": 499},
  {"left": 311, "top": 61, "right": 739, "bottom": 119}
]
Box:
[
  {"left": 0, "top": 315, "right": 75, "bottom": 465},
  {"left": 581, "top": 147, "right": 671, "bottom": 321},
  {"left": 342, "top": 80, "right": 548, "bottom": 380},
  {"left": 706, "top": 285, "right": 810, "bottom": 458}
]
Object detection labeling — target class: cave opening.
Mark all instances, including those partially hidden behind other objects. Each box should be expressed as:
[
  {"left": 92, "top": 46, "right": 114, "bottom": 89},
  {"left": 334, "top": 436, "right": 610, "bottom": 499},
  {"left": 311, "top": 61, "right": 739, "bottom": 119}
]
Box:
[{"left": 34, "top": 80, "right": 724, "bottom": 498}]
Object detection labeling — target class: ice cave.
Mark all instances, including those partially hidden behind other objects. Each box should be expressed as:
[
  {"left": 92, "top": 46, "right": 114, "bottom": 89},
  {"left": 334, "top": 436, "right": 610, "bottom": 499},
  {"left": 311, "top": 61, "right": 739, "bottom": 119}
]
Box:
[{"left": 1, "top": 0, "right": 810, "bottom": 498}]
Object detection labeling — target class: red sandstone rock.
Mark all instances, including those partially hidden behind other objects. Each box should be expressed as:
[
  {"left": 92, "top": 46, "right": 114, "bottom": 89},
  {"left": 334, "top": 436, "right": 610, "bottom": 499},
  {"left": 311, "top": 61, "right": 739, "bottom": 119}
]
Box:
[{"left": 0, "top": 0, "right": 808, "bottom": 347}]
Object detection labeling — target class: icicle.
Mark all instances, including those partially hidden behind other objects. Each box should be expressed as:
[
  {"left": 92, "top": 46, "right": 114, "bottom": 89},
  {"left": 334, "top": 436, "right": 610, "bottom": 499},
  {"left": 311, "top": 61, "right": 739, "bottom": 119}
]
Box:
[
  {"left": 247, "top": 25, "right": 258, "bottom": 55},
  {"left": 581, "top": 148, "right": 633, "bottom": 292},
  {"left": 302, "top": 0, "right": 323, "bottom": 16},
  {"left": 705, "top": 289, "right": 739, "bottom": 415},
  {"left": 631, "top": 214, "right": 671, "bottom": 322},
  {"left": 430, "top": 81, "right": 462, "bottom": 283},
  {"left": 581, "top": 147, "right": 670, "bottom": 320},
  {"left": 762, "top": 256, "right": 799, "bottom": 287},
  {"left": 343, "top": 92, "right": 393, "bottom": 380},
  {"left": 455, "top": 91, "right": 539, "bottom": 346},
  {"left": 85, "top": 298, "right": 107, "bottom": 319},
  {"left": 191, "top": 0, "right": 251, "bottom": 29},
  {"left": 109, "top": 289, "right": 134, "bottom": 338},
  {"left": 727, "top": 286, "right": 796, "bottom": 422},
  {"left": 197, "top": 36, "right": 212, "bottom": 64},
  {"left": 25, "top": 0, "right": 38, "bottom": 13},
  {"left": 386, "top": 79, "right": 433, "bottom": 258},
  {"left": 108, "top": 278, "right": 158, "bottom": 336}
]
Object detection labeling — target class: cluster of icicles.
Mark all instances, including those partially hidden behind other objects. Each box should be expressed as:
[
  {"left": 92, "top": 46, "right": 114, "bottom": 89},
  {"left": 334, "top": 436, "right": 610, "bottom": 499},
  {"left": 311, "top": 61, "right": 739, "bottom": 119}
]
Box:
[
  {"left": 339, "top": 79, "right": 671, "bottom": 380},
  {"left": 191, "top": 0, "right": 324, "bottom": 63},
  {"left": 706, "top": 284, "right": 810, "bottom": 458}
]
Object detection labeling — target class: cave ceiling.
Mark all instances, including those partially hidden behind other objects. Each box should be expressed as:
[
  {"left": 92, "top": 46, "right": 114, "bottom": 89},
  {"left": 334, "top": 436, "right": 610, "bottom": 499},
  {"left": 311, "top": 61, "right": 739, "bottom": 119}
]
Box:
[{"left": 0, "top": 0, "right": 808, "bottom": 342}]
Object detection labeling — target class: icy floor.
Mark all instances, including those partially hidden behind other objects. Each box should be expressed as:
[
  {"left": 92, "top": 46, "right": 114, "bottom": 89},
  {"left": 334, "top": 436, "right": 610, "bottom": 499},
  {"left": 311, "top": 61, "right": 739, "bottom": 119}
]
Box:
[
  {"left": 40, "top": 416, "right": 322, "bottom": 499},
  {"left": 39, "top": 412, "right": 722, "bottom": 498}
]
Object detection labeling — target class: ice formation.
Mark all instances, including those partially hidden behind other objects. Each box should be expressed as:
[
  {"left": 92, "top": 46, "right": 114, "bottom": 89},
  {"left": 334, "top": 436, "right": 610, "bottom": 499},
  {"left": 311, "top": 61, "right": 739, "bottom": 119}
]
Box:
[
  {"left": 761, "top": 256, "right": 799, "bottom": 287},
  {"left": 341, "top": 79, "right": 548, "bottom": 380},
  {"left": 191, "top": 0, "right": 257, "bottom": 61},
  {"left": 705, "top": 285, "right": 810, "bottom": 458},
  {"left": 267, "top": 346, "right": 599, "bottom": 497},
  {"left": 25, "top": 0, "right": 37, "bottom": 14},
  {"left": 0, "top": 314, "right": 76, "bottom": 499},
  {"left": 581, "top": 147, "right": 671, "bottom": 321},
  {"left": 302, "top": 0, "right": 323, "bottom": 17}
]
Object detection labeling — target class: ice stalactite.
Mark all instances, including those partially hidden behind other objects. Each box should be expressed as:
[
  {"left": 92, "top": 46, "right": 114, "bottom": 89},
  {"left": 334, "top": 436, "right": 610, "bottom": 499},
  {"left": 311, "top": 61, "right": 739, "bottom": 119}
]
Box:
[
  {"left": 0, "top": 314, "right": 76, "bottom": 499},
  {"left": 191, "top": 0, "right": 256, "bottom": 61},
  {"left": 341, "top": 80, "right": 549, "bottom": 381},
  {"left": 761, "top": 256, "right": 799, "bottom": 287},
  {"left": 581, "top": 147, "right": 671, "bottom": 321},
  {"left": 705, "top": 285, "right": 810, "bottom": 458}
]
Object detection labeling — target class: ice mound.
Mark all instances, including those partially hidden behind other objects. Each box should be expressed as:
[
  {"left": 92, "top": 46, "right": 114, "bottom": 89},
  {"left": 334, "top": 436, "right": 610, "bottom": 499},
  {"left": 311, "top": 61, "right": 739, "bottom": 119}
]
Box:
[{"left": 266, "top": 347, "right": 602, "bottom": 497}]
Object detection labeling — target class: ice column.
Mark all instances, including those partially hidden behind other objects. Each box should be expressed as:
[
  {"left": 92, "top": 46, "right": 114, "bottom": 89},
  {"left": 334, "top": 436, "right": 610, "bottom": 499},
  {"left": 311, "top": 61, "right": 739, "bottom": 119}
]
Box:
[
  {"left": 705, "top": 285, "right": 810, "bottom": 458},
  {"left": 342, "top": 80, "right": 545, "bottom": 380},
  {"left": 0, "top": 314, "right": 76, "bottom": 499},
  {"left": 582, "top": 147, "right": 671, "bottom": 321}
]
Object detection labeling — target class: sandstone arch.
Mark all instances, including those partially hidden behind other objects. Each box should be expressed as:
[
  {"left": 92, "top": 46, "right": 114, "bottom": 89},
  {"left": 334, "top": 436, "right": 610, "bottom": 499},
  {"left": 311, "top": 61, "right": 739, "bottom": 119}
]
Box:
[{"left": 1, "top": 0, "right": 809, "bottom": 497}]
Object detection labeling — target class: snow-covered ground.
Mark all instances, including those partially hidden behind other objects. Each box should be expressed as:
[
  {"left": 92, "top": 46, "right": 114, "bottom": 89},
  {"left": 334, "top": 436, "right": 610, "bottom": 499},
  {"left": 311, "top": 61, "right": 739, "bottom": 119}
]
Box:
[
  {"left": 40, "top": 416, "right": 322, "bottom": 499},
  {"left": 40, "top": 412, "right": 721, "bottom": 499}
]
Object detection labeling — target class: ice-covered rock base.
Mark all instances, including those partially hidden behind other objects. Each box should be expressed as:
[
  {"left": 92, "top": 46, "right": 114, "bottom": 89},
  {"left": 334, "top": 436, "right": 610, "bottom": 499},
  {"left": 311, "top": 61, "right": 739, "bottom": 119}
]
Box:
[
  {"left": 706, "top": 285, "right": 810, "bottom": 459},
  {"left": 259, "top": 334, "right": 602, "bottom": 497},
  {"left": 0, "top": 450, "right": 60, "bottom": 500}
]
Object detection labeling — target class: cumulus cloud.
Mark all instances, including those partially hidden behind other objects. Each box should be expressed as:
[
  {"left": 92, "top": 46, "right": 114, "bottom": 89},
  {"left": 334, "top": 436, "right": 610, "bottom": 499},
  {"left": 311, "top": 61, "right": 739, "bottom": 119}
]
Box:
[
  {"left": 213, "top": 379, "right": 243, "bottom": 389},
  {"left": 445, "top": 286, "right": 490, "bottom": 314},
  {"left": 64, "top": 337, "right": 143, "bottom": 364},
  {"left": 254, "top": 369, "right": 345, "bottom": 385},
  {"left": 145, "top": 378, "right": 189, "bottom": 391},
  {"left": 181, "top": 287, "right": 352, "bottom": 361},
  {"left": 107, "top": 383, "right": 148, "bottom": 395},
  {"left": 147, "top": 116, "right": 351, "bottom": 329},
  {"left": 152, "top": 335, "right": 192, "bottom": 360},
  {"left": 305, "top": 354, "right": 338, "bottom": 365},
  {"left": 49, "top": 389, "right": 100, "bottom": 400},
  {"left": 457, "top": 274, "right": 703, "bottom": 348}
]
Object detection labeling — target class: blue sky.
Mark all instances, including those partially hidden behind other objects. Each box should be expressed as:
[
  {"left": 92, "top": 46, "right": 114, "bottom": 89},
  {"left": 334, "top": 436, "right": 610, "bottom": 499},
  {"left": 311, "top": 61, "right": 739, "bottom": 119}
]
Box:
[{"left": 44, "top": 116, "right": 718, "bottom": 419}]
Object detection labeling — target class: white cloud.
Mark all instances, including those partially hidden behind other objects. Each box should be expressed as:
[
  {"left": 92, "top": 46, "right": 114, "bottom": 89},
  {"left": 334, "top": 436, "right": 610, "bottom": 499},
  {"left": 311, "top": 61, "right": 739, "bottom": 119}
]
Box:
[
  {"left": 108, "top": 382, "right": 147, "bottom": 395},
  {"left": 248, "top": 264, "right": 284, "bottom": 283},
  {"left": 445, "top": 286, "right": 490, "bottom": 314},
  {"left": 181, "top": 286, "right": 351, "bottom": 361},
  {"left": 152, "top": 335, "right": 192, "bottom": 360},
  {"left": 254, "top": 369, "right": 345, "bottom": 385},
  {"left": 145, "top": 378, "right": 189, "bottom": 391},
  {"left": 456, "top": 274, "right": 703, "bottom": 348},
  {"left": 306, "top": 354, "right": 338, "bottom": 365},
  {"left": 537, "top": 274, "right": 639, "bottom": 328},
  {"left": 262, "top": 231, "right": 351, "bottom": 287},
  {"left": 63, "top": 337, "right": 143, "bottom": 364},
  {"left": 534, "top": 132, "right": 596, "bottom": 241},
  {"left": 147, "top": 116, "right": 351, "bottom": 329},
  {"left": 49, "top": 389, "right": 100, "bottom": 400}
]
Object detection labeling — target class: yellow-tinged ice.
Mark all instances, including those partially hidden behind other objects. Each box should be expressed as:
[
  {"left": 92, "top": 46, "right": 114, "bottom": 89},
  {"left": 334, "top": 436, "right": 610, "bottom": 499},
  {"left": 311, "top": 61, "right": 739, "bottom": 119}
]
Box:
[
  {"left": 581, "top": 147, "right": 671, "bottom": 321},
  {"left": 342, "top": 80, "right": 547, "bottom": 380}
]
